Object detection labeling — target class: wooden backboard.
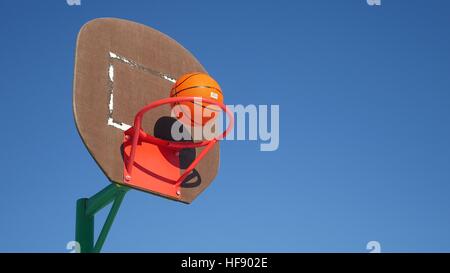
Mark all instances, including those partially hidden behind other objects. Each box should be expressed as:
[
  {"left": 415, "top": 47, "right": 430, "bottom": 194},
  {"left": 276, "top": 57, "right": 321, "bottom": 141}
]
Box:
[{"left": 73, "top": 18, "right": 220, "bottom": 203}]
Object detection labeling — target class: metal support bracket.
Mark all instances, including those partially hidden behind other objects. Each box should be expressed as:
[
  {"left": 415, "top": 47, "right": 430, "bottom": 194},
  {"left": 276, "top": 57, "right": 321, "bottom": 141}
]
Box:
[{"left": 75, "top": 184, "right": 129, "bottom": 253}]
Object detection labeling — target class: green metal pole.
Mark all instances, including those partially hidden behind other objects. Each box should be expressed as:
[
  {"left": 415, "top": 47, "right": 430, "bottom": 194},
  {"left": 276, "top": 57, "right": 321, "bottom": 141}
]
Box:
[
  {"left": 93, "top": 191, "right": 127, "bottom": 253},
  {"left": 75, "top": 184, "right": 129, "bottom": 253},
  {"left": 75, "top": 198, "right": 94, "bottom": 253}
]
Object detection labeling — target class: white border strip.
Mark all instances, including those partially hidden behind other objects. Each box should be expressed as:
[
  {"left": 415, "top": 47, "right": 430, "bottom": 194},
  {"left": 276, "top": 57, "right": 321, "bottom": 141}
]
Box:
[{"left": 106, "top": 51, "right": 176, "bottom": 131}]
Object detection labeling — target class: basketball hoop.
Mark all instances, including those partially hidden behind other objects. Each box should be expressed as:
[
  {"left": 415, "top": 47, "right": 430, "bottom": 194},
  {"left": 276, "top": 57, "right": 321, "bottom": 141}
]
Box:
[{"left": 123, "top": 97, "right": 234, "bottom": 198}]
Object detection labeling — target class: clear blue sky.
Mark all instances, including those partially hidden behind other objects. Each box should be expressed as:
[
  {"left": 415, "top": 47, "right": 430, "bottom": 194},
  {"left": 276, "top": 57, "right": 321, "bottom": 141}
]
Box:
[{"left": 1, "top": 0, "right": 450, "bottom": 252}]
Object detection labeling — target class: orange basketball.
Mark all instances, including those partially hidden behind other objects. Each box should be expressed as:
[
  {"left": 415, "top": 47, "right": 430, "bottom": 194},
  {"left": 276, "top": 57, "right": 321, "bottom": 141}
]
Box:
[{"left": 170, "top": 73, "right": 223, "bottom": 126}]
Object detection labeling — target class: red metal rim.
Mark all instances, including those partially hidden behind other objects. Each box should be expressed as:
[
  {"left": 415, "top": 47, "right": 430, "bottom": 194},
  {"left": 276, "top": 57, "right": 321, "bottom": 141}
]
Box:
[
  {"left": 126, "top": 97, "right": 234, "bottom": 147},
  {"left": 125, "top": 97, "right": 234, "bottom": 177}
]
